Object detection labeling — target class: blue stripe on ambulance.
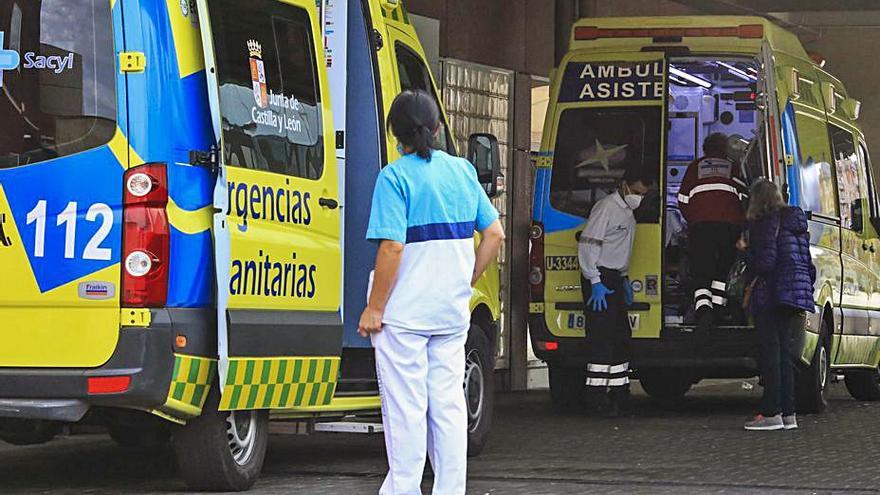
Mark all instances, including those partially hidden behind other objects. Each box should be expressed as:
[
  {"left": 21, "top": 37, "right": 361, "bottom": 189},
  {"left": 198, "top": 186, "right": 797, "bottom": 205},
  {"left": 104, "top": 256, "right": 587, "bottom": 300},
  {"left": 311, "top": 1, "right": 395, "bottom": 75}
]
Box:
[{"left": 533, "top": 168, "right": 586, "bottom": 233}]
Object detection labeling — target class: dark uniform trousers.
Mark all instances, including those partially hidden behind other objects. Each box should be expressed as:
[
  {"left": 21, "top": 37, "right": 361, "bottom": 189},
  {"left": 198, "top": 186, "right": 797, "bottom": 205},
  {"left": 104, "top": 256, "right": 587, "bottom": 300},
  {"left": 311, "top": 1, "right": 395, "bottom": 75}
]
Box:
[
  {"left": 689, "top": 222, "right": 740, "bottom": 312},
  {"left": 581, "top": 268, "right": 631, "bottom": 399}
]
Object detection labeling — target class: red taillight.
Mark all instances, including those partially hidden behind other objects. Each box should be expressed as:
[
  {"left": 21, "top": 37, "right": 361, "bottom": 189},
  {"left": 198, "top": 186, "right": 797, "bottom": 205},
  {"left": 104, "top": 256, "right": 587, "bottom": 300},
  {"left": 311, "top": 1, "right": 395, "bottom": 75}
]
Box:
[
  {"left": 529, "top": 223, "right": 545, "bottom": 303},
  {"left": 122, "top": 163, "right": 169, "bottom": 307},
  {"left": 87, "top": 376, "right": 131, "bottom": 394},
  {"left": 537, "top": 341, "right": 558, "bottom": 351},
  {"left": 574, "top": 24, "right": 763, "bottom": 41}
]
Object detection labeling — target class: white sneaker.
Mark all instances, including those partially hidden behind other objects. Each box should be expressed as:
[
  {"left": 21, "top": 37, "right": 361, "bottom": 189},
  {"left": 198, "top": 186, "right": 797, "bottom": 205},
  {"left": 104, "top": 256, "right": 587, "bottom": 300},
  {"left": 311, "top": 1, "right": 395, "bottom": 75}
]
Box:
[
  {"left": 783, "top": 414, "right": 798, "bottom": 430},
  {"left": 744, "top": 414, "right": 784, "bottom": 431}
]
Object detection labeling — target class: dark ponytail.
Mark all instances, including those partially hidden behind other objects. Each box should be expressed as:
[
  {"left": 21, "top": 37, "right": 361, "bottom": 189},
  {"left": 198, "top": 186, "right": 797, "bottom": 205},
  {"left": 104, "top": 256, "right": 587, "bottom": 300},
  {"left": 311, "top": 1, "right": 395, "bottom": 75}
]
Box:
[{"left": 387, "top": 89, "right": 440, "bottom": 161}]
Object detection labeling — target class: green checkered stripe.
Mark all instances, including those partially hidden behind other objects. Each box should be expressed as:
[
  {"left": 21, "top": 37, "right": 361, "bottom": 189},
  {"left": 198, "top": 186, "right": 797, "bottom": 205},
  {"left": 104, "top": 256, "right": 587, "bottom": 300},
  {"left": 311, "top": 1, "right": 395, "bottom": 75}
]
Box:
[
  {"left": 381, "top": 3, "right": 411, "bottom": 25},
  {"left": 159, "top": 354, "right": 216, "bottom": 418},
  {"left": 219, "top": 356, "right": 340, "bottom": 411}
]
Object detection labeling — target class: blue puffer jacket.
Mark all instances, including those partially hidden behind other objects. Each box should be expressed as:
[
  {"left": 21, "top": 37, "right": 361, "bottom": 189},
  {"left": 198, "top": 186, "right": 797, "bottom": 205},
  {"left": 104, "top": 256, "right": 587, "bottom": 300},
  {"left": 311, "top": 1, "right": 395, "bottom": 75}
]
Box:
[{"left": 746, "top": 206, "right": 817, "bottom": 315}]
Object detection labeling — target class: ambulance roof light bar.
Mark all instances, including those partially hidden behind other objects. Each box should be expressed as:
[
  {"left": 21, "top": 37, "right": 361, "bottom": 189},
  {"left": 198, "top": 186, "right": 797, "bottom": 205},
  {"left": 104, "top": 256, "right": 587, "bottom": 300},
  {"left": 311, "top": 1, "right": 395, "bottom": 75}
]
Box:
[
  {"left": 574, "top": 24, "right": 764, "bottom": 41},
  {"left": 669, "top": 66, "right": 712, "bottom": 89}
]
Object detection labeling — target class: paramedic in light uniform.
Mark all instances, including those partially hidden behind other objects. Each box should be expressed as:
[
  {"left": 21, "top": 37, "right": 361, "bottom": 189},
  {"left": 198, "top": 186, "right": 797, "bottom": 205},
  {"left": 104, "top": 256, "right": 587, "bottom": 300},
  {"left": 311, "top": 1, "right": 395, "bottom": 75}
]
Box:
[
  {"left": 358, "top": 90, "right": 504, "bottom": 495},
  {"left": 579, "top": 169, "right": 652, "bottom": 417}
]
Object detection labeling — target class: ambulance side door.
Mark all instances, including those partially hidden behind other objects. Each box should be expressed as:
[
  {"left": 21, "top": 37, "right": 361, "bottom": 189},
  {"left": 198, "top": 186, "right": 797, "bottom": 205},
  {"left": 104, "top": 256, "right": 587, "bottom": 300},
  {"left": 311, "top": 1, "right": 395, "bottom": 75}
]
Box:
[{"left": 198, "top": 0, "right": 343, "bottom": 410}]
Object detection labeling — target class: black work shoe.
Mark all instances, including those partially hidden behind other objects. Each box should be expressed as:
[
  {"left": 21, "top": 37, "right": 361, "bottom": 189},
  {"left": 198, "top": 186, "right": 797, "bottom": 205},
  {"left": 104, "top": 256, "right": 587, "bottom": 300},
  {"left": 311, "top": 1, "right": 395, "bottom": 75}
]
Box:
[{"left": 696, "top": 307, "right": 714, "bottom": 331}]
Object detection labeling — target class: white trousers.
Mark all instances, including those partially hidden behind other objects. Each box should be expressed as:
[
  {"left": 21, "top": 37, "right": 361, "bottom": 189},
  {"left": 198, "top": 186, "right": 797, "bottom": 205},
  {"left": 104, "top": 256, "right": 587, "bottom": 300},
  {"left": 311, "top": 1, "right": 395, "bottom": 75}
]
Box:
[{"left": 372, "top": 324, "right": 469, "bottom": 495}]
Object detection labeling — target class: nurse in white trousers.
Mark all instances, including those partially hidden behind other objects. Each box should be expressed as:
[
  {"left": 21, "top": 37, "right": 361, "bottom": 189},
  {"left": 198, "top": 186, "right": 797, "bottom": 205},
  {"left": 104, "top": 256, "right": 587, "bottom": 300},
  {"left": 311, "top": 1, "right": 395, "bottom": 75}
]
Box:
[{"left": 358, "top": 90, "right": 505, "bottom": 495}]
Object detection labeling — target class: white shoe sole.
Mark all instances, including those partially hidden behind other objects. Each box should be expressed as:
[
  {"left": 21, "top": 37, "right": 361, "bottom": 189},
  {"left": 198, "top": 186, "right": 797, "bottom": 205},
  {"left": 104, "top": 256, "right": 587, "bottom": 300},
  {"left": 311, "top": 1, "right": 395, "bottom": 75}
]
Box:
[
  {"left": 783, "top": 424, "right": 798, "bottom": 430},
  {"left": 744, "top": 424, "right": 784, "bottom": 431}
]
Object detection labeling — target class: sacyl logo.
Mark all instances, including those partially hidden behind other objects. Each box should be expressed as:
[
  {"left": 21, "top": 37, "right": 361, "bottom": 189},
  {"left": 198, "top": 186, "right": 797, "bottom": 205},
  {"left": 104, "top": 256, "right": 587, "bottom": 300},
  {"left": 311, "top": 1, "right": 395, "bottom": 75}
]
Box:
[
  {"left": 0, "top": 31, "right": 20, "bottom": 88},
  {"left": 22, "top": 51, "right": 74, "bottom": 74}
]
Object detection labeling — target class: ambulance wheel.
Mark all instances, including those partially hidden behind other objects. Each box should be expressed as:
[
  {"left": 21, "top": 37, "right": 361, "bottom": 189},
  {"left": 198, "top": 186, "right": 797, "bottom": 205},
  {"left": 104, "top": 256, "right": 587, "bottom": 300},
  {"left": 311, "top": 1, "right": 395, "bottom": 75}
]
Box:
[
  {"left": 173, "top": 385, "right": 268, "bottom": 491},
  {"left": 465, "top": 324, "right": 494, "bottom": 457},
  {"left": 796, "top": 320, "right": 831, "bottom": 414},
  {"left": 548, "top": 364, "right": 586, "bottom": 413},
  {"left": 638, "top": 370, "right": 693, "bottom": 401},
  {"left": 109, "top": 424, "right": 170, "bottom": 450},
  {"left": 845, "top": 368, "right": 880, "bottom": 401},
  {"left": 0, "top": 419, "right": 61, "bottom": 446}
]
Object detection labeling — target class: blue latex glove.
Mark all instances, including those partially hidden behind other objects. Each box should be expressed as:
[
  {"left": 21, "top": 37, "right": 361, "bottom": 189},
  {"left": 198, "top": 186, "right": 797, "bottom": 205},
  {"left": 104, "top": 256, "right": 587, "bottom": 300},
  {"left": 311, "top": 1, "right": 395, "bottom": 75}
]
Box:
[
  {"left": 588, "top": 282, "right": 615, "bottom": 312},
  {"left": 624, "top": 279, "right": 634, "bottom": 306}
]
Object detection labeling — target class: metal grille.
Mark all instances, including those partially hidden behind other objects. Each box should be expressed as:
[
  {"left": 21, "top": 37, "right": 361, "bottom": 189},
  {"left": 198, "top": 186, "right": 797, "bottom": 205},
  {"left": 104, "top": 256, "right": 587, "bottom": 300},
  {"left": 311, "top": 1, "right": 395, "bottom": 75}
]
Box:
[{"left": 440, "top": 60, "right": 513, "bottom": 369}]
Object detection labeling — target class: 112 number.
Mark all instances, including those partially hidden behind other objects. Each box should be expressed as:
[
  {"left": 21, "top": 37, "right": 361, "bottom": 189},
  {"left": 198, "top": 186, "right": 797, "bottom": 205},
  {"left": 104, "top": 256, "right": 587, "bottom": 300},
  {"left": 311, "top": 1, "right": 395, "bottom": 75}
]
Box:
[{"left": 26, "top": 200, "right": 113, "bottom": 261}]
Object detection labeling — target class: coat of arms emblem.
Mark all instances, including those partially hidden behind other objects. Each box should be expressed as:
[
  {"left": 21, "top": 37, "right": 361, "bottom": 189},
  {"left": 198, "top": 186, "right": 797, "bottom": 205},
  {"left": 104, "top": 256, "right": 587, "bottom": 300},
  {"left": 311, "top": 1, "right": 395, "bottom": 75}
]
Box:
[{"left": 248, "top": 39, "right": 268, "bottom": 108}]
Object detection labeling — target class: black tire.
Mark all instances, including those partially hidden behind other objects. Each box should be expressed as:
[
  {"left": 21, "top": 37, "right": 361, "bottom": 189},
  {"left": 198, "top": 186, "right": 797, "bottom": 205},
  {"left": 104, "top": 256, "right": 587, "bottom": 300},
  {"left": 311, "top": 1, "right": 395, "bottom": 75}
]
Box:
[
  {"left": 638, "top": 370, "right": 693, "bottom": 401},
  {"left": 465, "top": 324, "right": 494, "bottom": 457},
  {"left": 548, "top": 364, "right": 586, "bottom": 413},
  {"left": 796, "top": 319, "right": 831, "bottom": 414},
  {"left": 109, "top": 424, "right": 171, "bottom": 451},
  {"left": 173, "top": 384, "right": 269, "bottom": 491},
  {"left": 0, "top": 419, "right": 60, "bottom": 446},
  {"left": 844, "top": 368, "right": 880, "bottom": 401}
]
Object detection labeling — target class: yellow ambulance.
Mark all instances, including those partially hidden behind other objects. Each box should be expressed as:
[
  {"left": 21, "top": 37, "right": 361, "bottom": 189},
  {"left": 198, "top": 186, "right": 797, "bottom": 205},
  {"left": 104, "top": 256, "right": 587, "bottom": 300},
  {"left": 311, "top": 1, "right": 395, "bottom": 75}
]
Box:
[
  {"left": 530, "top": 16, "right": 880, "bottom": 414},
  {"left": 0, "top": 0, "right": 501, "bottom": 490}
]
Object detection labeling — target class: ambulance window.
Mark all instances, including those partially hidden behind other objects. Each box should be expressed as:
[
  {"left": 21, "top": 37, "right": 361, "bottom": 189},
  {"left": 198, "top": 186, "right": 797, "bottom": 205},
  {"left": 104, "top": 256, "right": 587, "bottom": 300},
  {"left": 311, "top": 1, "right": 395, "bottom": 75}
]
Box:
[
  {"left": 829, "top": 125, "right": 862, "bottom": 231},
  {"left": 0, "top": 0, "right": 116, "bottom": 169},
  {"left": 796, "top": 115, "right": 838, "bottom": 218},
  {"left": 210, "top": 0, "right": 324, "bottom": 180},
  {"left": 394, "top": 43, "right": 455, "bottom": 155},
  {"left": 859, "top": 143, "right": 879, "bottom": 220},
  {"left": 549, "top": 106, "right": 661, "bottom": 218}
]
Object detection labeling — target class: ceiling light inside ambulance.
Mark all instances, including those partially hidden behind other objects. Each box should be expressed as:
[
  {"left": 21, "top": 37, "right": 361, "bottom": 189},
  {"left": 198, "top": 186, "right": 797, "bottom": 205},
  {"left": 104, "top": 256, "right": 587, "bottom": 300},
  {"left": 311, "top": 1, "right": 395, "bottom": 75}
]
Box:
[
  {"left": 126, "top": 172, "right": 154, "bottom": 197},
  {"left": 669, "top": 66, "right": 712, "bottom": 89},
  {"left": 125, "top": 250, "right": 153, "bottom": 277},
  {"left": 574, "top": 24, "right": 764, "bottom": 40},
  {"left": 716, "top": 61, "right": 756, "bottom": 82}
]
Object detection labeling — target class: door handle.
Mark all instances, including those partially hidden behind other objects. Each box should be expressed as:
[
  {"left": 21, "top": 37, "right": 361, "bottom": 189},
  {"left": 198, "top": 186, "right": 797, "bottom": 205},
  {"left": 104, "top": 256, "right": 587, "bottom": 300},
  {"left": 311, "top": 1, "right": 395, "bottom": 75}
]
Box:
[{"left": 318, "top": 197, "right": 339, "bottom": 209}]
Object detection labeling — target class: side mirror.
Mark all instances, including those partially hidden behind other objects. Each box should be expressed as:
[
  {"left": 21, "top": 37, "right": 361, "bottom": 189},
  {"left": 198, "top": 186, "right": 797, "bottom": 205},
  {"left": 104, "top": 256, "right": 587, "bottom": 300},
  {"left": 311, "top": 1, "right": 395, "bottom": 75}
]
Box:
[{"left": 467, "top": 133, "right": 503, "bottom": 198}]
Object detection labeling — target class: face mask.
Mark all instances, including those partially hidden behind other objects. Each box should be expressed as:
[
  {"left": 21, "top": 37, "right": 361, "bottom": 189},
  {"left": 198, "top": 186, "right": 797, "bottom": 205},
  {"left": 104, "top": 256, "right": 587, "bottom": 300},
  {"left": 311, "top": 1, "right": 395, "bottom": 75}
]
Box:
[{"left": 625, "top": 194, "right": 643, "bottom": 210}]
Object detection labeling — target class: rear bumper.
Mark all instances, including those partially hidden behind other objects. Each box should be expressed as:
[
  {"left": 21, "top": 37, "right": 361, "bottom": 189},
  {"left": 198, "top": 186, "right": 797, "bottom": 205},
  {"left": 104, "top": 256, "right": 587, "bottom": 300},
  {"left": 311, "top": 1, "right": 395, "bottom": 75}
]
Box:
[
  {"left": 529, "top": 313, "right": 761, "bottom": 377},
  {"left": 0, "top": 308, "right": 214, "bottom": 422}
]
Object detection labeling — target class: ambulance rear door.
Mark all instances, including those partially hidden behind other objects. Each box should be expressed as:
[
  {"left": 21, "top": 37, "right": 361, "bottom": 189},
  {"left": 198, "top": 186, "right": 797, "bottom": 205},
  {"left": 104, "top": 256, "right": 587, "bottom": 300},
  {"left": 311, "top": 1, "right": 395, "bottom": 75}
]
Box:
[
  {"left": 197, "top": 0, "right": 343, "bottom": 410},
  {"left": 0, "top": 0, "right": 124, "bottom": 368},
  {"left": 542, "top": 53, "right": 666, "bottom": 341}
]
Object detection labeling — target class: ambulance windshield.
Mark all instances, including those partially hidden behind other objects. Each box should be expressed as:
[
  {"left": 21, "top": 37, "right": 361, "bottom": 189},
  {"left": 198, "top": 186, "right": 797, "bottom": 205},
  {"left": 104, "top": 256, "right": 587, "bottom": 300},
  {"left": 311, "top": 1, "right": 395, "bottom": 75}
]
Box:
[{"left": 0, "top": 0, "right": 116, "bottom": 168}]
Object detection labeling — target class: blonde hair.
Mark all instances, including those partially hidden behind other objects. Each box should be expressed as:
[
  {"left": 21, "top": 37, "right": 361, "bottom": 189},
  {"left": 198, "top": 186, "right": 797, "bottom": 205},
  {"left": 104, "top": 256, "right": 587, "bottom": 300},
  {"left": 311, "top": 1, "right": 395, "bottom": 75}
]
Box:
[{"left": 747, "top": 178, "right": 785, "bottom": 221}]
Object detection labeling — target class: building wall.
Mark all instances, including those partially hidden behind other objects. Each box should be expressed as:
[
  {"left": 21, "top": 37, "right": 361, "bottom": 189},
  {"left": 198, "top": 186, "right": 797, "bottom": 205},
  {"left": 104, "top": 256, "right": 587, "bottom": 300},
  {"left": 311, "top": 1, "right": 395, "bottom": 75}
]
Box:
[{"left": 406, "top": 0, "right": 556, "bottom": 77}]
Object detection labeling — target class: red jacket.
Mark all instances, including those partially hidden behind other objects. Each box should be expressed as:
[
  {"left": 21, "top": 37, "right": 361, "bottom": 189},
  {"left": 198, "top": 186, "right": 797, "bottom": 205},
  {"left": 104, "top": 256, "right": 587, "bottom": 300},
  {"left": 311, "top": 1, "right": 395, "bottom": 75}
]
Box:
[{"left": 677, "top": 156, "right": 747, "bottom": 226}]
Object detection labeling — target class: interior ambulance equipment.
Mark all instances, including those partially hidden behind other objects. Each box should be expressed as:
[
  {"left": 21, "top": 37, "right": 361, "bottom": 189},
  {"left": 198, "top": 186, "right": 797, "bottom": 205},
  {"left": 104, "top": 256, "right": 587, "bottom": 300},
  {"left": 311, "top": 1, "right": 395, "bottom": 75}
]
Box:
[
  {"left": 530, "top": 16, "right": 880, "bottom": 415},
  {"left": 0, "top": 0, "right": 502, "bottom": 490}
]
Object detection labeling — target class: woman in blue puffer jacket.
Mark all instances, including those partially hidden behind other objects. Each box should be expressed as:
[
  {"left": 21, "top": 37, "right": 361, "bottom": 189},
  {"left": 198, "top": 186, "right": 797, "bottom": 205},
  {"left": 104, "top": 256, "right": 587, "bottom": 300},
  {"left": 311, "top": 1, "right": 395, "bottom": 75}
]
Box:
[{"left": 742, "top": 179, "right": 816, "bottom": 432}]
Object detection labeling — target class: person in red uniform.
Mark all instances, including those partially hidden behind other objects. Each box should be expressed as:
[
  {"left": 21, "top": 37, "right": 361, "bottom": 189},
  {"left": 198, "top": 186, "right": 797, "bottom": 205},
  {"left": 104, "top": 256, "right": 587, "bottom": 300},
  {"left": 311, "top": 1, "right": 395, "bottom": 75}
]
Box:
[{"left": 677, "top": 133, "right": 748, "bottom": 329}]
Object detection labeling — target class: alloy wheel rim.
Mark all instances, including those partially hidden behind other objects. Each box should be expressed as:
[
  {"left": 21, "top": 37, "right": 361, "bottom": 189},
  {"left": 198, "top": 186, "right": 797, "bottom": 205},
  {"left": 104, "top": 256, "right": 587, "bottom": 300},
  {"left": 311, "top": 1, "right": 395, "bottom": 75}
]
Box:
[
  {"left": 226, "top": 410, "right": 257, "bottom": 465},
  {"left": 464, "top": 349, "right": 484, "bottom": 432},
  {"left": 819, "top": 345, "right": 828, "bottom": 391}
]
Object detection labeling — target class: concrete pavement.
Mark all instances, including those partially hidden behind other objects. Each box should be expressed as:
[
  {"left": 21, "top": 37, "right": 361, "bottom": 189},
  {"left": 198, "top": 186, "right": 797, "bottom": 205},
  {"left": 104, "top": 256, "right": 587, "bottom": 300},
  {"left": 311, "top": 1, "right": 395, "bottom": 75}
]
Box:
[{"left": 2, "top": 379, "right": 879, "bottom": 494}]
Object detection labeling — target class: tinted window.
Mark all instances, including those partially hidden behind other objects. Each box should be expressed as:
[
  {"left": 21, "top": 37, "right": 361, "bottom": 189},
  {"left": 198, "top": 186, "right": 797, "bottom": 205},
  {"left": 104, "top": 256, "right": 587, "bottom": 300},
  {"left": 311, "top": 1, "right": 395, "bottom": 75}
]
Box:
[
  {"left": 830, "top": 125, "right": 862, "bottom": 230},
  {"left": 394, "top": 43, "right": 454, "bottom": 155},
  {"left": 0, "top": 0, "right": 116, "bottom": 168},
  {"left": 549, "top": 106, "right": 661, "bottom": 217},
  {"left": 795, "top": 114, "right": 837, "bottom": 218},
  {"left": 859, "top": 142, "right": 879, "bottom": 221},
  {"left": 211, "top": 0, "right": 324, "bottom": 179}
]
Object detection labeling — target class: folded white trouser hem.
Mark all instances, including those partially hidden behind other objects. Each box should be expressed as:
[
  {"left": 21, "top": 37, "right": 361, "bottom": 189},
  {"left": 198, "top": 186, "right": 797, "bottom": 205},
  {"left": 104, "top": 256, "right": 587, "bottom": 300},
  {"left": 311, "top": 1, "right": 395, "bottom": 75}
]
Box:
[{"left": 372, "top": 324, "right": 469, "bottom": 495}]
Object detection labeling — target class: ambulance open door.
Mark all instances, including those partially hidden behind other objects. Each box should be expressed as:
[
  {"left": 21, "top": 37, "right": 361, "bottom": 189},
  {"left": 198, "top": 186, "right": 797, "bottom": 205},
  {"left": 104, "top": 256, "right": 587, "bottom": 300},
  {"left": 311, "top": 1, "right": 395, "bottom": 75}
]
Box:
[{"left": 197, "top": 0, "right": 344, "bottom": 410}]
